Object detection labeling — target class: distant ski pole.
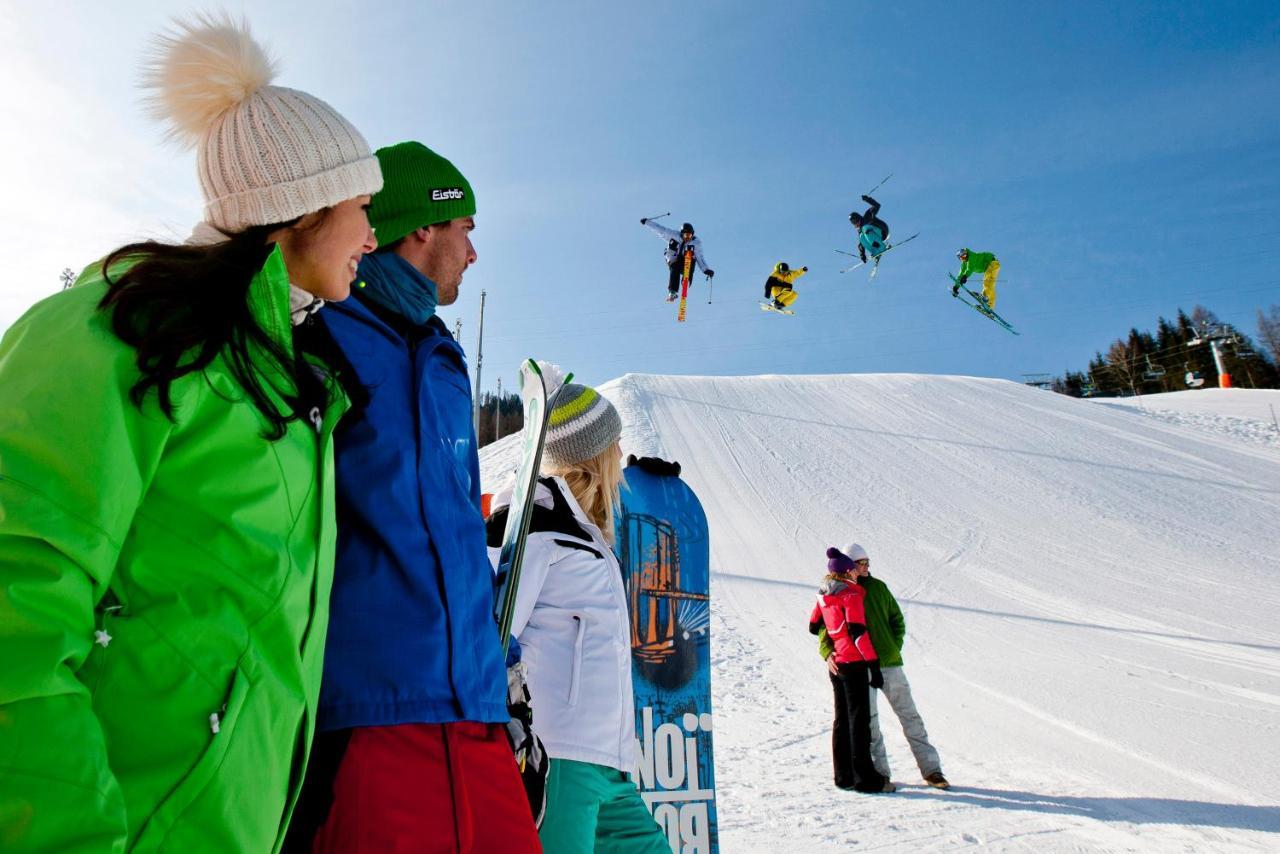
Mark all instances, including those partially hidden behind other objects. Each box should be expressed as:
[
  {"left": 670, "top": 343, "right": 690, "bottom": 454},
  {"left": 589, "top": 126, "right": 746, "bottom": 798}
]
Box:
[
  {"left": 643, "top": 211, "right": 671, "bottom": 222},
  {"left": 864, "top": 173, "right": 893, "bottom": 196},
  {"left": 707, "top": 273, "right": 713, "bottom": 304}
]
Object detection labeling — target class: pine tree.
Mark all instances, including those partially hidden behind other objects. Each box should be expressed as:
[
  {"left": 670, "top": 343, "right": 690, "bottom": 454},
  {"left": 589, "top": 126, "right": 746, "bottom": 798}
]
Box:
[
  {"left": 1049, "top": 304, "right": 1280, "bottom": 396},
  {"left": 477, "top": 390, "right": 524, "bottom": 448},
  {"left": 1258, "top": 305, "right": 1280, "bottom": 366}
]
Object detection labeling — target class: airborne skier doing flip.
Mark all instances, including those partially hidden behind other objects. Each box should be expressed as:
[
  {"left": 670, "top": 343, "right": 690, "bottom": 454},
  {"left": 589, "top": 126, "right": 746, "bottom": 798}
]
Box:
[
  {"left": 641, "top": 217, "right": 714, "bottom": 301},
  {"left": 849, "top": 195, "right": 890, "bottom": 264}
]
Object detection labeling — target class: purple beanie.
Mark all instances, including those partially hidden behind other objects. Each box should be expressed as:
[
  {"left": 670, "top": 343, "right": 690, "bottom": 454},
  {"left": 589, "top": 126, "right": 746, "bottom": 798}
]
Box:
[{"left": 826, "top": 547, "right": 856, "bottom": 575}]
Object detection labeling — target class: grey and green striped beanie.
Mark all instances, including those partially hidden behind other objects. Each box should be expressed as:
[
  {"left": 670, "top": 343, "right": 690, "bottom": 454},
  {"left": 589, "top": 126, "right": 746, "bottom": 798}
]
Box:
[{"left": 543, "top": 383, "right": 622, "bottom": 467}]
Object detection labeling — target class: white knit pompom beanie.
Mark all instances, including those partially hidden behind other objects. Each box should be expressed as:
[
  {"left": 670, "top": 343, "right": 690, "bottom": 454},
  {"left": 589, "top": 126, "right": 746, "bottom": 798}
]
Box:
[{"left": 142, "top": 13, "right": 382, "bottom": 231}]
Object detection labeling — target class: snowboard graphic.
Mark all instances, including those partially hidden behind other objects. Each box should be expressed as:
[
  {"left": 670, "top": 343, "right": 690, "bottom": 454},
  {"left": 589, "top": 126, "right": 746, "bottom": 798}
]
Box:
[{"left": 616, "top": 464, "right": 718, "bottom": 854}]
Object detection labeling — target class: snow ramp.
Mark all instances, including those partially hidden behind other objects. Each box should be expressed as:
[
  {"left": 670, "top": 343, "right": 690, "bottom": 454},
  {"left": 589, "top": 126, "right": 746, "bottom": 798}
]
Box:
[{"left": 481, "top": 373, "right": 1280, "bottom": 851}]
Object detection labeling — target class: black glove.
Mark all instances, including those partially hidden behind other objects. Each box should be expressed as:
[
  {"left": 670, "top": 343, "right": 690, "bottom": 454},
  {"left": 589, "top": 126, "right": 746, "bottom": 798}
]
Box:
[
  {"left": 957, "top": 274, "right": 968, "bottom": 286},
  {"left": 640, "top": 217, "right": 648, "bottom": 225},
  {"left": 801, "top": 266, "right": 808, "bottom": 272},
  {"left": 668, "top": 239, "right": 678, "bottom": 251},
  {"left": 505, "top": 663, "right": 549, "bottom": 828},
  {"left": 861, "top": 194, "right": 875, "bottom": 204},
  {"left": 951, "top": 283, "right": 960, "bottom": 297},
  {"left": 868, "top": 662, "right": 884, "bottom": 690},
  {"left": 627, "top": 455, "right": 681, "bottom": 477},
  {"left": 705, "top": 269, "right": 715, "bottom": 279}
]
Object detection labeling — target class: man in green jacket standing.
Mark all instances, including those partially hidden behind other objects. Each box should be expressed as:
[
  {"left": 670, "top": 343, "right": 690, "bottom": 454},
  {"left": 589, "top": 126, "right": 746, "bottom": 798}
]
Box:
[{"left": 819, "top": 543, "right": 950, "bottom": 789}]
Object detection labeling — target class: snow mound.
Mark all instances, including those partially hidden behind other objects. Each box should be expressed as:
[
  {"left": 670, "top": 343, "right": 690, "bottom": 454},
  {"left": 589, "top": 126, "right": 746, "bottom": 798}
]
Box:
[
  {"left": 1093, "top": 388, "right": 1280, "bottom": 450},
  {"left": 481, "top": 373, "right": 1280, "bottom": 851}
]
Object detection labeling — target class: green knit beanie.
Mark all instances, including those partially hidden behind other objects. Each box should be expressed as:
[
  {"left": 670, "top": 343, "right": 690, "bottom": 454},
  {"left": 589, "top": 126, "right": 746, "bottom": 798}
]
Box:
[{"left": 368, "top": 141, "right": 476, "bottom": 246}]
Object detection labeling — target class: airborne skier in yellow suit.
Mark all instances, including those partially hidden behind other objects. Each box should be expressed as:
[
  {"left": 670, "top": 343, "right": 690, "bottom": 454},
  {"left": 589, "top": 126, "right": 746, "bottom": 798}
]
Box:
[{"left": 763, "top": 262, "right": 807, "bottom": 312}]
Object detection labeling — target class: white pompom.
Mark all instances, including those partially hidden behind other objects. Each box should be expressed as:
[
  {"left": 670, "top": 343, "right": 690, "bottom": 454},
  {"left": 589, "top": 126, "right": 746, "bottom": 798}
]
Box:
[
  {"left": 534, "top": 360, "right": 568, "bottom": 396},
  {"left": 142, "top": 13, "right": 278, "bottom": 148}
]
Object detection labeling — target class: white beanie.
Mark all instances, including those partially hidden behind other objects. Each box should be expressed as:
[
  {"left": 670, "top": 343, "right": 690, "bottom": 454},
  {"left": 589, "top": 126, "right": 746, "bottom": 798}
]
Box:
[
  {"left": 842, "top": 542, "right": 869, "bottom": 563},
  {"left": 143, "top": 14, "right": 382, "bottom": 231}
]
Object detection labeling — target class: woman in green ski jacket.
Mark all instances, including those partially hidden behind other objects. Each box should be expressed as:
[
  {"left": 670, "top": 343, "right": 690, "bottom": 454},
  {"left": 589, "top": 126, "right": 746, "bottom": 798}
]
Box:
[{"left": 0, "top": 16, "right": 381, "bottom": 853}]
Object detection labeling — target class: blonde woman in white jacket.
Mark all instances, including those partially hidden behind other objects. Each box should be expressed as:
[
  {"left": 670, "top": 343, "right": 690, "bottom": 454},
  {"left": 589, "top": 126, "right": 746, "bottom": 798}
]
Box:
[{"left": 490, "top": 380, "right": 669, "bottom": 853}]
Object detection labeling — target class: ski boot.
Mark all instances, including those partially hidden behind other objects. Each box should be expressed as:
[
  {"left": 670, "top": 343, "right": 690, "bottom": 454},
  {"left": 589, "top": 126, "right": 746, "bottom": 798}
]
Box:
[
  {"left": 773, "top": 298, "right": 787, "bottom": 311},
  {"left": 666, "top": 292, "right": 678, "bottom": 303}
]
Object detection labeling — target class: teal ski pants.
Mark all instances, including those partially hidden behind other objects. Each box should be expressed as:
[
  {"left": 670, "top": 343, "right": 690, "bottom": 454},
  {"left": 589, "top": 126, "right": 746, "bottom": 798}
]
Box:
[{"left": 538, "top": 759, "right": 670, "bottom": 854}]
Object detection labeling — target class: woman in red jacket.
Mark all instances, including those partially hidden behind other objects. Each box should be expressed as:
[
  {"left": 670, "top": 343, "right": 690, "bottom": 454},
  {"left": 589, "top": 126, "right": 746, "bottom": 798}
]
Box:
[{"left": 809, "top": 546, "right": 895, "bottom": 793}]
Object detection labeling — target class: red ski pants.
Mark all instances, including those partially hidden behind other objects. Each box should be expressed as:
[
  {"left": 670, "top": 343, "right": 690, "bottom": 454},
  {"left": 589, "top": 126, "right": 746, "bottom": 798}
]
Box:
[{"left": 309, "top": 722, "right": 542, "bottom": 854}]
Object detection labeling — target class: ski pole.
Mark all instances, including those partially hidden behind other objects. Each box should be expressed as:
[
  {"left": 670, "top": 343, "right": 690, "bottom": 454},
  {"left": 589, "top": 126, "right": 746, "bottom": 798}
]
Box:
[
  {"left": 642, "top": 211, "right": 671, "bottom": 222},
  {"left": 706, "top": 273, "right": 713, "bottom": 304},
  {"left": 864, "top": 173, "right": 893, "bottom": 196}
]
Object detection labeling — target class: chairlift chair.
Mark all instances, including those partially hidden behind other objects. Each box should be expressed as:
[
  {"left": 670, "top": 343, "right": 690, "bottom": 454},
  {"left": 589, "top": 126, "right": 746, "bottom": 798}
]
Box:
[{"left": 1142, "top": 356, "right": 1166, "bottom": 381}]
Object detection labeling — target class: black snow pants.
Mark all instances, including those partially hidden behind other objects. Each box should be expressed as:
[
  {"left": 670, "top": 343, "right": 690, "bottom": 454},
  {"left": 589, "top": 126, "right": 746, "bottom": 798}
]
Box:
[
  {"left": 668, "top": 241, "right": 696, "bottom": 295},
  {"left": 668, "top": 259, "right": 683, "bottom": 295},
  {"left": 829, "top": 662, "right": 887, "bottom": 792}
]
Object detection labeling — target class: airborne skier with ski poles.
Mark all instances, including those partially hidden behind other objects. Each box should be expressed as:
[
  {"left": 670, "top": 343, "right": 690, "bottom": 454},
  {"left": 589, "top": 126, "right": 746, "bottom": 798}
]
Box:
[
  {"left": 762, "top": 261, "right": 807, "bottom": 314},
  {"left": 849, "top": 195, "right": 891, "bottom": 265},
  {"left": 838, "top": 177, "right": 919, "bottom": 276},
  {"left": 640, "top": 216, "right": 714, "bottom": 302},
  {"left": 952, "top": 248, "right": 1001, "bottom": 309}
]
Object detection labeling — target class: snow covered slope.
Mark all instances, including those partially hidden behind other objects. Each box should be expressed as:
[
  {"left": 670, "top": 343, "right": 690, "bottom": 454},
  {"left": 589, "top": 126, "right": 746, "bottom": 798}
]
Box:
[
  {"left": 480, "top": 373, "right": 1280, "bottom": 851},
  {"left": 1094, "top": 388, "right": 1280, "bottom": 451}
]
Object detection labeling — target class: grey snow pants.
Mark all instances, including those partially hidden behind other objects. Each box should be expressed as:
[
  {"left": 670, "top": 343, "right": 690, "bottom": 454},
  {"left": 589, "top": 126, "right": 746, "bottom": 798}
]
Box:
[{"left": 868, "top": 666, "right": 942, "bottom": 779}]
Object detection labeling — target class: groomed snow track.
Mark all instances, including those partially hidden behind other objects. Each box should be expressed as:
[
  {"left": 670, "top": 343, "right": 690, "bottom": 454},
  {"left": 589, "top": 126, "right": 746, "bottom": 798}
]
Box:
[{"left": 482, "top": 374, "right": 1280, "bottom": 851}]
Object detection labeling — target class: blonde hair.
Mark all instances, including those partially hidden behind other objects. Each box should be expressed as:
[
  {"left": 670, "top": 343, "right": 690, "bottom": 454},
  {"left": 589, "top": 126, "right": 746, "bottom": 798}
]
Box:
[{"left": 544, "top": 440, "right": 624, "bottom": 544}]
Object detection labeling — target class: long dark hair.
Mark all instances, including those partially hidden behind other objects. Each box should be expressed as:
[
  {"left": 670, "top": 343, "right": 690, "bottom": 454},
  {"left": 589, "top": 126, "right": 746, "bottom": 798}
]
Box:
[{"left": 98, "top": 223, "right": 332, "bottom": 440}]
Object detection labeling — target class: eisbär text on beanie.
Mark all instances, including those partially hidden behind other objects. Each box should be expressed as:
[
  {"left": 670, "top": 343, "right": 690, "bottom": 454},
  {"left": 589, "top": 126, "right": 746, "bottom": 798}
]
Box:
[{"left": 367, "top": 142, "right": 477, "bottom": 247}]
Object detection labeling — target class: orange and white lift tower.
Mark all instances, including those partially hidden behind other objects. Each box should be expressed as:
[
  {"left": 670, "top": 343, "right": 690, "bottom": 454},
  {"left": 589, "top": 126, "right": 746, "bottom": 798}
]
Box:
[{"left": 1187, "top": 325, "right": 1233, "bottom": 389}]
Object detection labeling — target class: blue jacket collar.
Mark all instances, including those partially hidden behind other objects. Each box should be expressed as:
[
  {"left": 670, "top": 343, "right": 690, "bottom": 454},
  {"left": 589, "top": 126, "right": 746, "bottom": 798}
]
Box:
[{"left": 355, "top": 252, "right": 439, "bottom": 326}]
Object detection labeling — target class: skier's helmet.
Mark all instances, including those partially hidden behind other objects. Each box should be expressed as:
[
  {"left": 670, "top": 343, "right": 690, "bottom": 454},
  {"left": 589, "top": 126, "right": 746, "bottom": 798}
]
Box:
[
  {"left": 849, "top": 211, "right": 864, "bottom": 226},
  {"left": 680, "top": 222, "right": 694, "bottom": 236},
  {"left": 777, "top": 262, "right": 790, "bottom": 273},
  {"left": 956, "top": 248, "right": 969, "bottom": 260}
]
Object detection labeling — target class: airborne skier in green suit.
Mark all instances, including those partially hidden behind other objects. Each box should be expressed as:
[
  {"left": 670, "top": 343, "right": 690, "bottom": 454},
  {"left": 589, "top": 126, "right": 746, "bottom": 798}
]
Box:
[{"left": 952, "top": 248, "right": 1001, "bottom": 309}]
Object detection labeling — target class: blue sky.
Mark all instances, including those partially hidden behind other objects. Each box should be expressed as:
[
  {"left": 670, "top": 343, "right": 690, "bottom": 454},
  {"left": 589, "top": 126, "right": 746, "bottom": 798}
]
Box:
[{"left": 3, "top": 1, "right": 1279, "bottom": 391}]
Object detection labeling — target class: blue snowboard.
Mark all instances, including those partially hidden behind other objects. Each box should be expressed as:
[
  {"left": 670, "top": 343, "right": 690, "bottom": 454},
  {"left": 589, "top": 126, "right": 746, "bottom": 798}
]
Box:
[{"left": 617, "top": 465, "right": 718, "bottom": 854}]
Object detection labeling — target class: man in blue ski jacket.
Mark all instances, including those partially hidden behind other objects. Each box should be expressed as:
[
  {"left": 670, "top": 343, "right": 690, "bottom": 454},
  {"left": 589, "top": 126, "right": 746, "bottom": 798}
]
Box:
[{"left": 286, "top": 142, "right": 541, "bottom": 851}]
